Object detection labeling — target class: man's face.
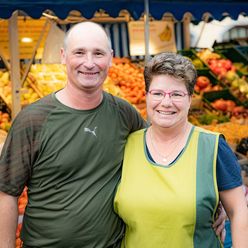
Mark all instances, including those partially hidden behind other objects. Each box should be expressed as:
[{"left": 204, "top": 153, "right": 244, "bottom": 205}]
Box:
[{"left": 61, "top": 24, "right": 113, "bottom": 92}]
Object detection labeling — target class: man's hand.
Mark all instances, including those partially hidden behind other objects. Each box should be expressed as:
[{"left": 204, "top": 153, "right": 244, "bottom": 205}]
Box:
[{"left": 212, "top": 202, "right": 227, "bottom": 243}]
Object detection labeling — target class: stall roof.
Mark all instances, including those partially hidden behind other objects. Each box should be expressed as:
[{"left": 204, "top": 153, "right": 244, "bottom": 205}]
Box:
[{"left": 0, "top": 0, "right": 247, "bottom": 20}]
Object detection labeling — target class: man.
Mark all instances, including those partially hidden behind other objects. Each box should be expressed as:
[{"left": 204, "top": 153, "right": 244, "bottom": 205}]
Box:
[
  {"left": 0, "top": 22, "right": 146, "bottom": 247},
  {"left": 0, "top": 22, "right": 224, "bottom": 247}
]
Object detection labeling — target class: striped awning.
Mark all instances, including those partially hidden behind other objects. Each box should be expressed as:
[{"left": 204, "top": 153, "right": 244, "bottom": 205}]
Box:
[{"left": 0, "top": 0, "right": 247, "bottom": 20}]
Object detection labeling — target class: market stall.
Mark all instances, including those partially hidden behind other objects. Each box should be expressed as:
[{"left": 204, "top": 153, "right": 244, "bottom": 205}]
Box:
[{"left": 1, "top": 1, "right": 248, "bottom": 247}]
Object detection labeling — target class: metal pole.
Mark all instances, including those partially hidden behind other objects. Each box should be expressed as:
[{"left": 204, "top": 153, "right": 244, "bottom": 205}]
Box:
[
  {"left": 144, "top": 0, "right": 150, "bottom": 63},
  {"left": 8, "top": 11, "right": 21, "bottom": 118}
]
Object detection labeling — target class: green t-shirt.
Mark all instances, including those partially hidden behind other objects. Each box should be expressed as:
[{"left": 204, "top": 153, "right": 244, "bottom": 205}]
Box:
[{"left": 0, "top": 91, "right": 146, "bottom": 247}]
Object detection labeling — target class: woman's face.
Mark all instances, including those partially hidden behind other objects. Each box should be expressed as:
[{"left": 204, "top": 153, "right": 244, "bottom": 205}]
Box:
[{"left": 146, "top": 74, "right": 192, "bottom": 129}]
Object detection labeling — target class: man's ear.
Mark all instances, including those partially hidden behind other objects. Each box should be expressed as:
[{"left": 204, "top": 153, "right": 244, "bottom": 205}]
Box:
[
  {"left": 61, "top": 48, "right": 66, "bottom": 65},
  {"left": 108, "top": 49, "right": 114, "bottom": 67}
]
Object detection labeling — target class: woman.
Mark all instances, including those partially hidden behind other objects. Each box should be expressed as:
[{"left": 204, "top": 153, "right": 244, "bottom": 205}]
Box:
[{"left": 114, "top": 52, "right": 248, "bottom": 247}]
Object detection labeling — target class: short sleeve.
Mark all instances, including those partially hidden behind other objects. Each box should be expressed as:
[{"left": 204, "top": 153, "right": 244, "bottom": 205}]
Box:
[{"left": 217, "top": 137, "right": 243, "bottom": 191}]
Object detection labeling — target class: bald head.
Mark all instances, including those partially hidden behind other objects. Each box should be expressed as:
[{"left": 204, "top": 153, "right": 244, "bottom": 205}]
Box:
[{"left": 63, "top": 22, "right": 112, "bottom": 52}]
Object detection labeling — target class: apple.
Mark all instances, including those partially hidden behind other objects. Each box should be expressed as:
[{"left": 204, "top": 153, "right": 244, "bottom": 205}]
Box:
[
  {"left": 194, "top": 85, "right": 200, "bottom": 93},
  {"left": 196, "top": 76, "right": 210, "bottom": 89},
  {"left": 223, "top": 59, "right": 232, "bottom": 70}
]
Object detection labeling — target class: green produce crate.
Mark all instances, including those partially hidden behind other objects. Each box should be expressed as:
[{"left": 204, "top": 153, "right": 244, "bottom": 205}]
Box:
[
  {"left": 203, "top": 88, "right": 242, "bottom": 106},
  {"left": 235, "top": 46, "right": 248, "bottom": 60},
  {"left": 215, "top": 47, "right": 248, "bottom": 64},
  {"left": 178, "top": 50, "right": 207, "bottom": 69}
]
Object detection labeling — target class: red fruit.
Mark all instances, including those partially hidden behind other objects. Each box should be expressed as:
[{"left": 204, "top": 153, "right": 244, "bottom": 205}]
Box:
[
  {"left": 202, "top": 85, "right": 212, "bottom": 92},
  {"left": 226, "top": 100, "right": 236, "bottom": 112},
  {"left": 212, "top": 67, "right": 227, "bottom": 76},
  {"left": 211, "top": 85, "right": 222, "bottom": 91},
  {"left": 230, "top": 65, "right": 236, "bottom": 72},
  {"left": 194, "top": 85, "right": 200, "bottom": 93},
  {"left": 211, "top": 99, "right": 228, "bottom": 111},
  {"left": 232, "top": 106, "right": 245, "bottom": 116},
  {"left": 196, "top": 76, "right": 210, "bottom": 89},
  {"left": 223, "top": 59, "right": 232, "bottom": 70}
]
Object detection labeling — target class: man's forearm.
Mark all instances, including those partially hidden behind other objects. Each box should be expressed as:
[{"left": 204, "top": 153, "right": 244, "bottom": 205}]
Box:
[{"left": 0, "top": 191, "right": 18, "bottom": 248}]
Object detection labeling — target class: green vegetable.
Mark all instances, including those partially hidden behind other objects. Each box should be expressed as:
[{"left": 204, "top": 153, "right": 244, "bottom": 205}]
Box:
[{"left": 198, "top": 114, "right": 229, "bottom": 125}]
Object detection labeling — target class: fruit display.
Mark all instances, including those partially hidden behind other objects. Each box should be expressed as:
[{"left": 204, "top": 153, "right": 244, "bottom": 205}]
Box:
[
  {"left": 108, "top": 57, "right": 146, "bottom": 105},
  {"left": 108, "top": 58, "right": 146, "bottom": 118},
  {"left": 103, "top": 76, "right": 123, "bottom": 97},
  {"left": 203, "top": 89, "right": 248, "bottom": 124},
  {"left": 207, "top": 58, "right": 235, "bottom": 78},
  {"left": 0, "top": 71, "right": 12, "bottom": 106},
  {"left": 0, "top": 70, "right": 41, "bottom": 107},
  {"left": 29, "top": 64, "right": 67, "bottom": 95},
  {"left": 192, "top": 58, "right": 205, "bottom": 69},
  {"left": 201, "top": 122, "right": 248, "bottom": 146},
  {"left": 0, "top": 111, "right": 11, "bottom": 131},
  {"left": 224, "top": 71, "right": 248, "bottom": 104},
  {"left": 196, "top": 48, "right": 248, "bottom": 104},
  {"left": 233, "top": 62, "right": 248, "bottom": 75},
  {"left": 188, "top": 108, "right": 230, "bottom": 126},
  {"left": 196, "top": 49, "right": 222, "bottom": 62}
]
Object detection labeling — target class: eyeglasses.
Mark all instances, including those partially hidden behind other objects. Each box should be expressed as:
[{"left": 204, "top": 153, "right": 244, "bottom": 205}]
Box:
[{"left": 148, "top": 90, "right": 189, "bottom": 101}]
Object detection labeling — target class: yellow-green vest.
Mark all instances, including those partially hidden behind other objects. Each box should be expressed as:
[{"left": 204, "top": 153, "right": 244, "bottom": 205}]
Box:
[{"left": 114, "top": 126, "right": 223, "bottom": 248}]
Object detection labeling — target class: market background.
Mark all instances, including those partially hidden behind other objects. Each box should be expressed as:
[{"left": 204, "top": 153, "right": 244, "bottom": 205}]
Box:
[{"left": 0, "top": 1, "right": 248, "bottom": 247}]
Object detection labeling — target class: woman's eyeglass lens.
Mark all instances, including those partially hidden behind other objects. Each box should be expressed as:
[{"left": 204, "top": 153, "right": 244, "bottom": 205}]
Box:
[{"left": 148, "top": 90, "right": 188, "bottom": 101}]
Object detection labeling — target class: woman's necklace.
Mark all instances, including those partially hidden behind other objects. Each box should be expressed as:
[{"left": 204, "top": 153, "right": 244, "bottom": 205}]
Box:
[{"left": 148, "top": 127, "right": 185, "bottom": 163}]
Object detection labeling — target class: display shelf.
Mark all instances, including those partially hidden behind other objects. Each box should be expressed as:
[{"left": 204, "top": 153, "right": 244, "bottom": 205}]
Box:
[{"left": 203, "top": 88, "right": 240, "bottom": 105}]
